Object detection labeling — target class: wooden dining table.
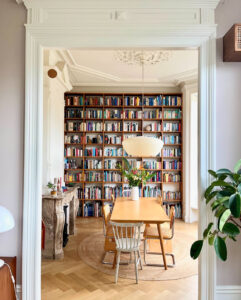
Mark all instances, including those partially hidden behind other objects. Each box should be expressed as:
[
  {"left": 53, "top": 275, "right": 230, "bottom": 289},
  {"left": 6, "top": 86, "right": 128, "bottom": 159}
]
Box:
[{"left": 110, "top": 197, "right": 170, "bottom": 270}]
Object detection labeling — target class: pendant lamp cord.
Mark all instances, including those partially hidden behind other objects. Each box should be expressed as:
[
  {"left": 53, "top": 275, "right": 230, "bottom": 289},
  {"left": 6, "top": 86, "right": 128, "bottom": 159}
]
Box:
[{"left": 141, "top": 51, "right": 144, "bottom": 135}]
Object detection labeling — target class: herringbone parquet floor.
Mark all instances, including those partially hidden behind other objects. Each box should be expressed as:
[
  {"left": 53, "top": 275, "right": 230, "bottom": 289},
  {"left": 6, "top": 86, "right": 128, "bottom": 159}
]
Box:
[{"left": 42, "top": 218, "right": 198, "bottom": 300}]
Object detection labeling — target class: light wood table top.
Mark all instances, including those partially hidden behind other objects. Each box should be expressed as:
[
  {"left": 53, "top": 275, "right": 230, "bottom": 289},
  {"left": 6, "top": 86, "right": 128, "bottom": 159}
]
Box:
[{"left": 111, "top": 197, "right": 170, "bottom": 224}]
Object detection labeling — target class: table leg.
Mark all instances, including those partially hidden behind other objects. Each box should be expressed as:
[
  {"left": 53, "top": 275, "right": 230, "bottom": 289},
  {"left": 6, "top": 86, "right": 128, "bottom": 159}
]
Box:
[{"left": 157, "top": 224, "right": 167, "bottom": 270}]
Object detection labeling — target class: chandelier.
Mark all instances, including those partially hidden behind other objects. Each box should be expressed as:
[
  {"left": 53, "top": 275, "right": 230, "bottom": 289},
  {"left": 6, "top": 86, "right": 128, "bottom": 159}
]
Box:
[
  {"left": 118, "top": 50, "right": 165, "bottom": 157},
  {"left": 115, "top": 50, "right": 171, "bottom": 65}
]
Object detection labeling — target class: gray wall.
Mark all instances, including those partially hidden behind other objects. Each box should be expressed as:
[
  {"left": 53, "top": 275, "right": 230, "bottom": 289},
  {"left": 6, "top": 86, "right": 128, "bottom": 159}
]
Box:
[
  {"left": 216, "top": 0, "right": 241, "bottom": 285},
  {"left": 0, "top": 0, "right": 240, "bottom": 288},
  {"left": 0, "top": 0, "right": 26, "bottom": 283}
]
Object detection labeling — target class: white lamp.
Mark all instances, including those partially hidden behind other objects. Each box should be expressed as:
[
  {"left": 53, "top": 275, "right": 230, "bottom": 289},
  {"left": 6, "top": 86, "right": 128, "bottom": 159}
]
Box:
[
  {"left": 0, "top": 205, "right": 15, "bottom": 268},
  {"left": 123, "top": 136, "right": 163, "bottom": 157}
]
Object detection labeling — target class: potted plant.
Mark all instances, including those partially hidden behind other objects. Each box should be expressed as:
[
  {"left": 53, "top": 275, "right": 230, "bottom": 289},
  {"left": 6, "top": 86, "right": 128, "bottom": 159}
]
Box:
[
  {"left": 118, "top": 158, "right": 156, "bottom": 201},
  {"left": 47, "top": 182, "right": 57, "bottom": 196},
  {"left": 190, "top": 159, "right": 241, "bottom": 261}
]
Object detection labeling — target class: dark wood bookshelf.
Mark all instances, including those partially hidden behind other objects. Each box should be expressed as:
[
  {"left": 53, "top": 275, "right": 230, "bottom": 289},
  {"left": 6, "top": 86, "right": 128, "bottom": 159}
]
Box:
[{"left": 64, "top": 93, "right": 183, "bottom": 218}]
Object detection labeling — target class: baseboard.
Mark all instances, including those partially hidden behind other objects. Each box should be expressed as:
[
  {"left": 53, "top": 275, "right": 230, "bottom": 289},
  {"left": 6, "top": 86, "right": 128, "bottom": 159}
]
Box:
[
  {"left": 216, "top": 285, "right": 241, "bottom": 300},
  {"left": 16, "top": 284, "right": 22, "bottom": 300}
]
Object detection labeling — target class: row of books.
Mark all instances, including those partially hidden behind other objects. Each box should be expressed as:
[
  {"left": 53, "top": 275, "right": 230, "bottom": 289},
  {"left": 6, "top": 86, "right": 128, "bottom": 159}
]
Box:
[
  {"left": 105, "top": 122, "right": 123, "bottom": 131},
  {"left": 162, "top": 96, "right": 182, "bottom": 107},
  {"left": 145, "top": 171, "right": 161, "bottom": 182},
  {"left": 85, "top": 110, "right": 103, "bottom": 119},
  {"left": 84, "top": 148, "right": 103, "bottom": 157},
  {"left": 123, "top": 122, "right": 139, "bottom": 132},
  {"left": 104, "top": 135, "right": 122, "bottom": 144},
  {"left": 83, "top": 202, "right": 102, "bottom": 217},
  {"left": 163, "top": 191, "right": 181, "bottom": 201},
  {"left": 65, "top": 96, "right": 84, "bottom": 106},
  {"left": 77, "top": 187, "right": 102, "bottom": 200},
  {"left": 104, "top": 171, "right": 122, "bottom": 182},
  {"left": 163, "top": 148, "right": 181, "bottom": 157},
  {"left": 143, "top": 110, "right": 162, "bottom": 119},
  {"left": 163, "top": 109, "right": 182, "bottom": 119},
  {"left": 104, "top": 160, "right": 118, "bottom": 170},
  {"left": 65, "top": 173, "right": 83, "bottom": 182},
  {"left": 163, "top": 160, "right": 182, "bottom": 170},
  {"left": 104, "top": 148, "right": 122, "bottom": 157},
  {"left": 104, "top": 109, "right": 122, "bottom": 119},
  {"left": 163, "top": 173, "right": 181, "bottom": 182},
  {"left": 65, "top": 109, "right": 84, "bottom": 118},
  {"left": 163, "top": 203, "right": 182, "bottom": 218},
  {"left": 163, "top": 122, "right": 181, "bottom": 132},
  {"left": 143, "top": 161, "right": 162, "bottom": 169},
  {"left": 104, "top": 186, "right": 123, "bottom": 199},
  {"left": 85, "top": 172, "right": 102, "bottom": 182},
  {"left": 127, "top": 160, "right": 142, "bottom": 169},
  {"left": 163, "top": 135, "right": 181, "bottom": 144},
  {"left": 145, "top": 122, "right": 161, "bottom": 131},
  {"left": 65, "top": 147, "right": 83, "bottom": 157},
  {"left": 65, "top": 95, "right": 182, "bottom": 107},
  {"left": 143, "top": 186, "right": 161, "bottom": 197},
  {"left": 65, "top": 159, "right": 81, "bottom": 170},
  {"left": 84, "top": 160, "right": 102, "bottom": 170},
  {"left": 64, "top": 135, "right": 86, "bottom": 144}
]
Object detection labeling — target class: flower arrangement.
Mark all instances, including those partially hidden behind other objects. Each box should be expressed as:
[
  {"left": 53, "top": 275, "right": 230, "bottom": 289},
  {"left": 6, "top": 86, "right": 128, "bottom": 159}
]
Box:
[{"left": 117, "top": 158, "right": 156, "bottom": 187}]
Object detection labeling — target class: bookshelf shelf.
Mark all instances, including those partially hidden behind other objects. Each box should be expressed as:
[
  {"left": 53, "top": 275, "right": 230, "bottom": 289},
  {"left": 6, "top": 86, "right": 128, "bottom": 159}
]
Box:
[{"left": 64, "top": 92, "right": 183, "bottom": 219}]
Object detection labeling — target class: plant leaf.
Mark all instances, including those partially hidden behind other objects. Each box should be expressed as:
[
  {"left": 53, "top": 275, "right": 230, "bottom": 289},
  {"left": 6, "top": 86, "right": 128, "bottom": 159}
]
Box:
[
  {"left": 234, "top": 159, "right": 241, "bottom": 173},
  {"left": 214, "top": 236, "right": 227, "bottom": 261},
  {"left": 215, "top": 206, "right": 227, "bottom": 218},
  {"left": 190, "top": 240, "right": 203, "bottom": 259},
  {"left": 208, "top": 234, "right": 215, "bottom": 245},
  {"left": 229, "top": 194, "right": 241, "bottom": 218},
  {"left": 208, "top": 170, "right": 217, "bottom": 178},
  {"left": 122, "top": 157, "right": 131, "bottom": 171},
  {"left": 216, "top": 168, "right": 232, "bottom": 175},
  {"left": 222, "top": 222, "right": 240, "bottom": 236},
  {"left": 206, "top": 191, "right": 219, "bottom": 204},
  {"left": 237, "top": 183, "right": 241, "bottom": 193},
  {"left": 218, "top": 209, "right": 231, "bottom": 231},
  {"left": 203, "top": 222, "right": 213, "bottom": 239}
]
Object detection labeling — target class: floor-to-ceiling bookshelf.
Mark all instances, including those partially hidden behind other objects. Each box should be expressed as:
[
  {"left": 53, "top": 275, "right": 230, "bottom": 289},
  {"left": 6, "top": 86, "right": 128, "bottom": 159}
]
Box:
[{"left": 64, "top": 93, "right": 183, "bottom": 218}]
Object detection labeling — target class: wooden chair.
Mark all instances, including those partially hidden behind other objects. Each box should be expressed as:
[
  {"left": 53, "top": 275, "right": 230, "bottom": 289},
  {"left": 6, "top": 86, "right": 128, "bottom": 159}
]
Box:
[
  {"left": 102, "top": 203, "right": 131, "bottom": 267},
  {"left": 110, "top": 221, "right": 143, "bottom": 284},
  {"left": 143, "top": 206, "right": 175, "bottom": 267}
]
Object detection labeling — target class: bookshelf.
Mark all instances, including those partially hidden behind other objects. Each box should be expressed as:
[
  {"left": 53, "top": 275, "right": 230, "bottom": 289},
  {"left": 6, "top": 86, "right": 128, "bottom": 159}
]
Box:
[{"left": 64, "top": 93, "right": 183, "bottom": 219}]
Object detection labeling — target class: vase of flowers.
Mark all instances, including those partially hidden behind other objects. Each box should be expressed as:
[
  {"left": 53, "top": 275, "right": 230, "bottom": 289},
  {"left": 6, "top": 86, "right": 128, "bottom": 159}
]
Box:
[{"left": 118, "top": 158, "right": 156, "bottom": 201}]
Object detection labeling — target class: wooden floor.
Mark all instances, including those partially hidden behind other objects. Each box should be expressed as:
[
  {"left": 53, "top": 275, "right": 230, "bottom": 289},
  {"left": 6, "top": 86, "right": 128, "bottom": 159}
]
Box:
[{"left": 42, "top": 218, "right": 198, "bottom": 300}]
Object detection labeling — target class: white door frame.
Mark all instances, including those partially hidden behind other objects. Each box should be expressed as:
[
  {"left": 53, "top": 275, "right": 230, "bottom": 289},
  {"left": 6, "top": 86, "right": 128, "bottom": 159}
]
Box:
[{"left": 19, "top": 1, "right": 219, "bottom": 299}]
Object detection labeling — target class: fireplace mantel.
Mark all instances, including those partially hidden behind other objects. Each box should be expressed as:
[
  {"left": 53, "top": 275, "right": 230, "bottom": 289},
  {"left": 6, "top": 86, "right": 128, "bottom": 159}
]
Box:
[{"left": 42, "top": 187, "right": 78, "bottom": 259}]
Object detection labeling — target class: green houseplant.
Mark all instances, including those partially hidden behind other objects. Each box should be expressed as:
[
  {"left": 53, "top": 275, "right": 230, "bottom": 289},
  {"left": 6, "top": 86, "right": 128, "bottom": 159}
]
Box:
[{"left": 190, "top": 159, "right": 241, "bottom": 261}]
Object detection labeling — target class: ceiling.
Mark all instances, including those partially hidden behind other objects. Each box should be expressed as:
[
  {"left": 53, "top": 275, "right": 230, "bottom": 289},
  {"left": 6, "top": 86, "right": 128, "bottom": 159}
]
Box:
[{"left": 57, "top": 49, "right": 198, "bottom": 88}]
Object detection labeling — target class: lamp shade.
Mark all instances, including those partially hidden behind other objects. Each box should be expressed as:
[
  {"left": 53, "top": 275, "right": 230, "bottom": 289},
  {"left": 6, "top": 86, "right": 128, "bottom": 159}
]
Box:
[
  {"left": 0, "top": 205, "right": 15, "bottom": 233},
  {"left": 122, "top": 136, "right": 164, "bottom": 157}
]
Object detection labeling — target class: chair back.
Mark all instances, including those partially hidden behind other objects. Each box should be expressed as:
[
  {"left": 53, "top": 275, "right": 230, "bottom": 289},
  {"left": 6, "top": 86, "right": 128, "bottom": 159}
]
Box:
[
  {"left": 102, "top": 204, "right": 111, "bottom": 236},
  {"left": 169, "top": 206, "right": 175, "bottom": 229},
  {"left": 110, "top": 221, "right": 143, "bottom": 251}
]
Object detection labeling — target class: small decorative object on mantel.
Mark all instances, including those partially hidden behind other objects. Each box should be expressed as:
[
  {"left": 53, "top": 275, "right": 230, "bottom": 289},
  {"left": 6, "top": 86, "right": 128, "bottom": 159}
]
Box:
[
  {"left": 47, "top": 182, "right": 57, "bottom": 196},
  {"left": 118, "top": 158, "right": 156, "bottom": 201},
  {"left": 144, "top": 124, "right": 152, "bottom": 131},
  {"left": 223, "top": 24, "right": 241, "bottom": 62}
]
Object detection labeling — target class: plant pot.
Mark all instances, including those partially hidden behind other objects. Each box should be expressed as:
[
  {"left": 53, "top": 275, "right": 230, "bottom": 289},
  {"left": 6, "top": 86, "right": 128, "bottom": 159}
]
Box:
[
  {"left": 51, "top": 190, "right": 57, "bottom": 196},
  {"left": 131, "top": 186, "right": 139, "bottom": 201}
]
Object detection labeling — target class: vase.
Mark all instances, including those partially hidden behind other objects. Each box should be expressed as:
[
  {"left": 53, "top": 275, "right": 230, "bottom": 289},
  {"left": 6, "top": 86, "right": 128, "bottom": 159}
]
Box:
[{"left": 131, "top": 186, "right": 139, "bottom": 201}]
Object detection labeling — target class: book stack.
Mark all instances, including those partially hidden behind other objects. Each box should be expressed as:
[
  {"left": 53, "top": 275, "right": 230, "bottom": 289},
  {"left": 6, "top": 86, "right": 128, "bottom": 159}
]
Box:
[
  {"left": 104, "top": 109, "right": 122, "bottom": 119},
  {"left": 163, "top": 203, "right": 182, "bottom": 218},
  {"left": 85, "top": 110, "right": 102, "bottom": 119},
  {"left": 124, "top": 96, "right": 142, "bottom": 106},
  {"left": 162, "top": 96, "right": 182, "bottom": 106},
  {"left": 163, "top": 135, "right": 181, "bottom": 144},
  {"left": 64, "top": 147, "right": 83, "bottom": 157},
  {"left": 163, "top": 173, "right": 181, "bottom": 182},
  {"left": 143, "top": 161, "right": 162, "bottom": 169},
  {"left": 84, "top": 172, "right": 102, "bottom": 182},
  {"left": 143, "top": 109, "right": 162, "bottom": 119},
  {"left": 105, "top": 122, "right": 123, "bottom": 131},
  {"left": 163, "top": 191, "right": 181, "bottom": 201},
  {"left": 124, "top": 122, "right": 139, "bottom": 132},
  {"left": 146, "top": 171, "right": 161, "bottom": 182},
  {"left": 143, "top": 186, "right": 161, "bottom": 197},
  {"left": 104, "top": 160, "right": 119, "bottom": 169},
  {"left": 86, "top": 122, "right": 103, "bottom": 131},
  {"left": 104, "top": 135, "right": 122, "bottom": 144},
  {"left": 124, "top": 110, "right": 142, "bottom": 119},
  {"left": 83, "top": 186, "right": 102, "bottom": 199},
  {"left": 104, "top": 96, "right": 122, "bottom": 106},
  {"left": 163, "top": 148, "right": 181, "bottom": 157},
  {"left": 104, "top": 171, "right": 122, "bottom": 182},
  {"left": 104, "top": 148, "right": 122, "bottom": 157},
  {"left": 65, "top": 108, "right": 84, "bottom": 118},
  {"left": 84, "top": 160, "right": 102, "bottom": 169},
  {"left": 64, "top": 172, "right": 83, "bottom": 182},
  {"left": 163, "top": 122, "right": 181, "bottom": 132},
  {"left": 85, "top": 96, "right": 103, "bottom": 106},
  {"left": 84, "top": 148, "right": 103, "bottom": 157},
  {"left": 164, "top": 109, "right": 182, "bottom": 119},
  {"left": 65, "top": 95, "right": 84, "bottom": 106},
  {"left": 163, "top": 160, "right": 182, "bottom": 170},
  {"left": 104, "top": 186, "right": 123, "bottom": 199},
  {"left": 143, "top": 96, "right": 162, "bottom": 106}
]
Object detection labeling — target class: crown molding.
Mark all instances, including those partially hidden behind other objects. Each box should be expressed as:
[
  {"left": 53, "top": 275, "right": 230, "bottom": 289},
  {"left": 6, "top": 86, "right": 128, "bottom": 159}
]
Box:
[{"left": 19, "top": 0, "right": 221, "bottom": 9}]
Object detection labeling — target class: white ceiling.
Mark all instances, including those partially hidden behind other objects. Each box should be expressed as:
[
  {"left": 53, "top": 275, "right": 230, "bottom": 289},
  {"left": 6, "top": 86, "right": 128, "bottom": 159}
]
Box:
[{"left": 58, "top": 49, "right": 198, "bottom": 88}]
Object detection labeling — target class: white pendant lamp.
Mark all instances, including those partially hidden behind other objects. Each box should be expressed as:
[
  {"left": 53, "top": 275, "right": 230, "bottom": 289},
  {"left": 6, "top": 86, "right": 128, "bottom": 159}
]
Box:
[
  {"left": 121, "top": 51, "right": 164, "bottom": 157},
  {"left": 123, "top": 136, "right": 163, "bottom": 157}
]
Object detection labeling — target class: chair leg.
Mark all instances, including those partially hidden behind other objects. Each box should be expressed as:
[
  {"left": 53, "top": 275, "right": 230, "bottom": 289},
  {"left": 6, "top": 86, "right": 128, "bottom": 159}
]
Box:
[
  {"left": 144, "top": 240, "right": 147, "bottom": 265},
  {"left": 134, "top": 251, "right": 138, "bottom": 284},
  {"left": 138, "top": 250, "right": 143, "bottom": 270},
  {"left": 115, "top": 251, "right": 121, "bottom": 283}
]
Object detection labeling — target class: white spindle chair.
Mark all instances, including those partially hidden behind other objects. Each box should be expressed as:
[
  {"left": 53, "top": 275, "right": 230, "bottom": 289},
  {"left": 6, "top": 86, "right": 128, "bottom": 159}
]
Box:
[{"left": 110, "top": 221, "right": 143, "bottom": 284}]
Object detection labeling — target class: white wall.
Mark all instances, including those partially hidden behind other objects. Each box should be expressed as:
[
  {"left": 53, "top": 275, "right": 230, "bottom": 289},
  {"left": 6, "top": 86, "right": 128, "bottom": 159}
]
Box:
[
  {"left": 216, "top": 0, "right": 241, "bottom": 286},
  {"left": 0, "top": 0, "right": 26, "bottom": 283}
]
